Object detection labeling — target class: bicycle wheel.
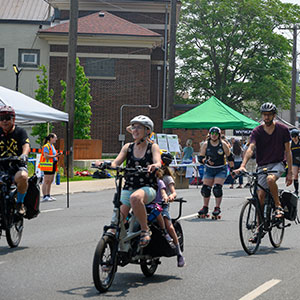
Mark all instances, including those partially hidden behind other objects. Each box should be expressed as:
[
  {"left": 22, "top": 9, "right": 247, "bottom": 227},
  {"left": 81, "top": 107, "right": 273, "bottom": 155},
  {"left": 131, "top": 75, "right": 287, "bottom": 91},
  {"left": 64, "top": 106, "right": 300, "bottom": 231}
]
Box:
[
  {"left": 140, "top": 258, "right": 159, "bottom": 277},
  {"left": 268, "top": 208, "right": 285, "bottom": 248},
  {"left": 173, "top": 220, "right": 184, "bottom": 252},
  {"left": 6, "top": 214, "right": 23, "bottom": 248},
  {"left": 6, "top": 193, "right": 23, "bottom": 248},
  {"left": 239, "top": 200, "right": 263, "bottom": 255},
  {"left": 92, "top": 235, "right": 118, "bottom": 293}
]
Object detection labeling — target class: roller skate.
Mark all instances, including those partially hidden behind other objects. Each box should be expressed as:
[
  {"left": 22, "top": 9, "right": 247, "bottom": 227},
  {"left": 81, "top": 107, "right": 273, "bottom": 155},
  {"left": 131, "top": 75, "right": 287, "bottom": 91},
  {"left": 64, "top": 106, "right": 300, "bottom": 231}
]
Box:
[
  {"left": 198, "top": 206, "right": 209, "bottom": 218},
  {"left": 211, "top": 206, "right": 221, "bottom": 220}
]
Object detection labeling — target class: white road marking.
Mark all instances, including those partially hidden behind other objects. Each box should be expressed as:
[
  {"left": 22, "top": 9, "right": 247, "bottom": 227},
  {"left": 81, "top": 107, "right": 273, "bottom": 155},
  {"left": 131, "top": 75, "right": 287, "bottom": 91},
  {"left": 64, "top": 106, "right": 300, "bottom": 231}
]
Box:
[
  {"left": 179, "top": 213, "right": 198, "bottom": 220},
  {"left": 239, "top": 279, "right": 281, "bottom": 300},
  {"left": 0, "top": 261, "right": 5, "bottom": 265},
  {"left": 41, "top": 208, "right": 64, "bottom": 213}
]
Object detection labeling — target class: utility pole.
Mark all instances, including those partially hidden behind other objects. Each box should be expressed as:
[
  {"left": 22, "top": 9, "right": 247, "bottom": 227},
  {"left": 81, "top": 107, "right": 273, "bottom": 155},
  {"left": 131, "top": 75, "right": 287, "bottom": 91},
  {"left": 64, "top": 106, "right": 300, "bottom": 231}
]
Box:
[
  {"left": 166, "top": 0, "right": 177, "bottom": 124},
  {"left": 65, "top": 0, "right": 78, "bottom": 178},
  {"left": 291, "top": 25, "right": 297, "bottom": 125}
]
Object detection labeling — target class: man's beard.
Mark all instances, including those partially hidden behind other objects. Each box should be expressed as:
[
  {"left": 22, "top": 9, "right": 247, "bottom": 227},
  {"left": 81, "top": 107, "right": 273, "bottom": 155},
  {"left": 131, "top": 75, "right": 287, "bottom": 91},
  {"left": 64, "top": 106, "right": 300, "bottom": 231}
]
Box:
[{"left": 264, "top": 119, "right": 273, "bottom": 127}]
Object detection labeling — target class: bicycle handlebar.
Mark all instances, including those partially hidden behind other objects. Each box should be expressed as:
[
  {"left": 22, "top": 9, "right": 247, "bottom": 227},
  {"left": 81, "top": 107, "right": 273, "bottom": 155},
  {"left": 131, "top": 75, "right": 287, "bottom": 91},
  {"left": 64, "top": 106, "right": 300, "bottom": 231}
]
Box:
[
  {"left": 233, "top": 169, "right": 278, "bottom": 178},
  {"left": 0, "top": 156, "right": 20, "bottom": 162},
  {"left": 91, "top": 162, "right": 152, "bottom": 174}
]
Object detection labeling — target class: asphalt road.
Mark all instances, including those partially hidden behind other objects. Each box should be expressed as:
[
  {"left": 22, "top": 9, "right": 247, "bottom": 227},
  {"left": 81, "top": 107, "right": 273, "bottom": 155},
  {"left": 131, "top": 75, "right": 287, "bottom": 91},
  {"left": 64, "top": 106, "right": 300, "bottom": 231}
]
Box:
[{"left": 1, "top": 178, "right": 300, "bottom": 300}]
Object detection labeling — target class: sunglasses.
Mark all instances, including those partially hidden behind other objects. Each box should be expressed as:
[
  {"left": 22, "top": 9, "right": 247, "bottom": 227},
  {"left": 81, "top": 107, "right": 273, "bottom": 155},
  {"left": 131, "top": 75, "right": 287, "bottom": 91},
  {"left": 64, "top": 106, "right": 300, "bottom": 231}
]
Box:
[
  {"left": 0, "top": 115, "right": 13, "bottom": 121},
  {"left": 131, "top": 125, "right": 143, "bottom": 131},
  {"left": 210, "top": 132, "right": 219, "bottom": 135}
]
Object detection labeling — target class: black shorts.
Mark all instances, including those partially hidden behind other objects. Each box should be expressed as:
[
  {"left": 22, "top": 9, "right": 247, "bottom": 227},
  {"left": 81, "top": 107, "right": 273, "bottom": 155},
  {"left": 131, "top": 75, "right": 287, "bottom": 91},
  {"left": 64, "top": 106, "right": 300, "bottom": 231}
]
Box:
[{"left": 43, "top": 161, "right": 57, "bottom": 175}]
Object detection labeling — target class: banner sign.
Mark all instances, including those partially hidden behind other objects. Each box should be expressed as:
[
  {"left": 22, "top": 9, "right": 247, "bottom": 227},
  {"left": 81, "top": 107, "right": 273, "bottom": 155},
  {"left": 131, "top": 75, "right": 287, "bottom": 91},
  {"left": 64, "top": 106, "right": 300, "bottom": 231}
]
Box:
[{"left": 233, "top": 129, "right": 252, "bottom": 136}]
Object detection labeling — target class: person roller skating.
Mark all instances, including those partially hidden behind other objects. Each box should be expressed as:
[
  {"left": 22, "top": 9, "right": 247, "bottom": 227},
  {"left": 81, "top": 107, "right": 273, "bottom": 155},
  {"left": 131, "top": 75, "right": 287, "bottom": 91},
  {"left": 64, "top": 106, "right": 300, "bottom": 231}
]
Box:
[{"left": 197, "top": 127, "right": 234, "bottom": 220}]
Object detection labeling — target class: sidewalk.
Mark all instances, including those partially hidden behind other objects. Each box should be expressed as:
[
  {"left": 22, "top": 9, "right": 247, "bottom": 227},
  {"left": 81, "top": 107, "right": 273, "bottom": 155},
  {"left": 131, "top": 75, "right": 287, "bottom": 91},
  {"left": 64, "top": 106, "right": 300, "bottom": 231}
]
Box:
[{"left": 51, "top": 178, "right": 115, "bottom": 196}]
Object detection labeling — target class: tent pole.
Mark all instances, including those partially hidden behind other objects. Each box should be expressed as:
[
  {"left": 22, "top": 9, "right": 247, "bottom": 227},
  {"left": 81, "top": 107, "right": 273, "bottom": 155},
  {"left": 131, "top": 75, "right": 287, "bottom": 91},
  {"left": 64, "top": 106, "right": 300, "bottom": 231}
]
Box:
[{"left": 66, "top": 121, "right": 70, "bottom": 208}]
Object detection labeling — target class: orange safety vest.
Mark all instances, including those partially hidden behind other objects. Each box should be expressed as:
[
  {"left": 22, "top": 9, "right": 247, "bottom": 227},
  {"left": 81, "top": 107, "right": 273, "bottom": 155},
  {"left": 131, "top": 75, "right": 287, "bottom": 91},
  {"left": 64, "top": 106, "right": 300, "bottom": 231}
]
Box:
[{"left": 38, "top": 143, "right": 58, "bottom": 172}]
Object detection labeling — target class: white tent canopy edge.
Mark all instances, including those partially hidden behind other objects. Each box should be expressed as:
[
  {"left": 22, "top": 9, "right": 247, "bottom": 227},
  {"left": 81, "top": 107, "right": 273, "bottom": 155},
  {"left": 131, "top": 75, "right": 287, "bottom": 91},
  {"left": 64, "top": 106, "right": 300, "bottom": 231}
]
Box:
[{"left": 0, "top": 86, "right": 68, "bottom": 124}]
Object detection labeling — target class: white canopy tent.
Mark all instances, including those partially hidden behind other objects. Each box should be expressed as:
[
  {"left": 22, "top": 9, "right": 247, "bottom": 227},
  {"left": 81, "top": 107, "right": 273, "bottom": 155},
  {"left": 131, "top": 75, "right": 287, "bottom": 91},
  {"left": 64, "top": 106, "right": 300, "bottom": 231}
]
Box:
[
  {"left": 0, "top": 86, "right": 68, "bottom": 124},
  {"left": 0, "top": 86, "right": 71, "bottom": 207}
]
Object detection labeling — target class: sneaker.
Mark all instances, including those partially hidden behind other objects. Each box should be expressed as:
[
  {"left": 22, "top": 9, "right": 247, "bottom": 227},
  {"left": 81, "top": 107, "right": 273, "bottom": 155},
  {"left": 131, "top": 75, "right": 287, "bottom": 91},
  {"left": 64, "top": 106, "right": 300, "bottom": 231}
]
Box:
[
  {"left": 49, "top": 196, "right": 56, "bottom": 201},
  {"left": 16, "top": 203, "right": 25, "bottom": 215},
  {"left": 177, "top": 255, "right": 186, "bottom": 267},
  {"left": 41, "top": 196, "right": 51, "bottom": 202}
]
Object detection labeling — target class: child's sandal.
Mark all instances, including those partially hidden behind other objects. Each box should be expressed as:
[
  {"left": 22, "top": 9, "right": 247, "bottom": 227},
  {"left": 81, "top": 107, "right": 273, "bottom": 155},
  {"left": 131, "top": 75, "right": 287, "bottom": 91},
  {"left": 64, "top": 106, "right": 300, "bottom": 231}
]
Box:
[{"left": 139, "top": 229, "right": 152, "bottom": 248}]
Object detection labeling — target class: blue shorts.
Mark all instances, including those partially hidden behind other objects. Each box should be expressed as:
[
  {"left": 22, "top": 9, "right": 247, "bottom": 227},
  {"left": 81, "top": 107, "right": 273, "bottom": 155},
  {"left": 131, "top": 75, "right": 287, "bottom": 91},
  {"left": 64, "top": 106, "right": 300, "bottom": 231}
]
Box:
[
  {"left": 120, "top": 187, "right": 156, "bottom": 208},
  {"left": 161, "top": 203, "right": 171, "bottom": 220},
  {"left": 203, "top": 165, "right": 227, "bottom": 180}
]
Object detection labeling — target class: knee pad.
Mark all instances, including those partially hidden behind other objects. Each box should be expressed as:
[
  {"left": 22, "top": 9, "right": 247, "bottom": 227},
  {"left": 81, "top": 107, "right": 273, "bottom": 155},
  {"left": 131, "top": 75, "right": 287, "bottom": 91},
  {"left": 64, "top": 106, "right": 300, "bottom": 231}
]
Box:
[
  {"left": 213, "top": 184, "right": 223, "bottom": 198},
  {"left": 201, "top": 184, "right": 211, "bottom": 197}
]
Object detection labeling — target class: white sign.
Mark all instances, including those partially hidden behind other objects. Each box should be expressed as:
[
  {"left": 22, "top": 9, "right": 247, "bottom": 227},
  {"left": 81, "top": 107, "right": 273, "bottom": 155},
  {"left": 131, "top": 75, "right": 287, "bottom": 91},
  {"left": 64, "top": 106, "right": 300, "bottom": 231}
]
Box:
[
  {"left": 156, "top": 134, "right": 169, "bottom": 151},
  {"left": 167, "top": 134, "right": 181, "bottom": 153}
]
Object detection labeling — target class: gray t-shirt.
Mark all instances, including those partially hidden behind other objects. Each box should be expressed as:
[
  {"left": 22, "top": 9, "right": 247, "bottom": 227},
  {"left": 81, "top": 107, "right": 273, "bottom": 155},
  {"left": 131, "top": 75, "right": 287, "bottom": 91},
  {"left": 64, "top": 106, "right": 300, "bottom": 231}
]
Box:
[
  {"left": 250, "top": 122, "right": 291, "bottom": 167},
  {"left": 163, "top": 175, "right": 175, "bottom": 195}
]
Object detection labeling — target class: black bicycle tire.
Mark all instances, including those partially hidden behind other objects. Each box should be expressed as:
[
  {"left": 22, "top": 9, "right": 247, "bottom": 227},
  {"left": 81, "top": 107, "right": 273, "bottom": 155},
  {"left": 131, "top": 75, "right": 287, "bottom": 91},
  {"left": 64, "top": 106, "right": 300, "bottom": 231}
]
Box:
[
  {"left": 92, "top": 235, "right": 118, "bottom": 293},
  {"left": 268, "top": 207, "right": 285, "bottom": 248},
  {"left": 239, "top": 200, "right": 262, "bottom": 255},
  {"left": 140, "top": 258, "right": 159, "bottom": 277},
  {"left": 6, "top": 192, "right": 23, "bottom": 248}
]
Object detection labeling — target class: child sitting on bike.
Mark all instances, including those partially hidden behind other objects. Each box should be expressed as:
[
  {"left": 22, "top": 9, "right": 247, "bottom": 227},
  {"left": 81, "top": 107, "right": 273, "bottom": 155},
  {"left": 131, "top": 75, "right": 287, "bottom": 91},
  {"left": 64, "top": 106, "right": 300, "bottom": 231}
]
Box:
[{"left": 155, "top": 152, "right": 186, "bottom": 267}]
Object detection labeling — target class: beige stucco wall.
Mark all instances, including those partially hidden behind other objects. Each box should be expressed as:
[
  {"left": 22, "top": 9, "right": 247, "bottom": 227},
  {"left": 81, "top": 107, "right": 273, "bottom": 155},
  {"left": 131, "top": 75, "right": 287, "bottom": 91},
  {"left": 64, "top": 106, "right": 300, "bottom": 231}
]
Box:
[{"left": 0, "top": 23, "right": 50, "bottom": 98}]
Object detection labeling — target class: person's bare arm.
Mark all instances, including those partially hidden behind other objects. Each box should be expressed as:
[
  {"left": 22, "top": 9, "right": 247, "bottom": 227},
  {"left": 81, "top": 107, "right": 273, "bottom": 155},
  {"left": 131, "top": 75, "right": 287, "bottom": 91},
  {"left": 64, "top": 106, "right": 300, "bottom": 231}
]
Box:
[
  {"left": 222, "top": 141, "right": 234, "bottom": 168},
  {"left": 111, "top": 143, "right": 129, "bottom": 168},
  {"left": 167, "top": 182, "right": 177, "bottom": 202},
  {"left": 235, "top": 142, "right": 255, "bottom": 173},
  {"left": 148, "top": 143, "right": 161, "bottom": 172}
]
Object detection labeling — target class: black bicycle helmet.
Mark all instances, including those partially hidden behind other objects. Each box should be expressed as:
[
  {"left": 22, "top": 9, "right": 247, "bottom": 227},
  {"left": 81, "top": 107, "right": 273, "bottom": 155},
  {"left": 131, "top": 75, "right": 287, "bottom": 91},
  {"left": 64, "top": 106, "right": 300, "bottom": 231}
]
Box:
[
  {"left": 260, "top": 102, "right": 277, "bottom": 114},
  {"left": 161, "top": 152, "right": 173, "bottom": 166},
  {"left": 0, "top": 105, "right": 15, "bottom": 117},
  {"left": 290, "top": 129, "right": 299, "bottom": 138},
  {"left": 209, "top": 127, "right": 221, "bottom": 135}
]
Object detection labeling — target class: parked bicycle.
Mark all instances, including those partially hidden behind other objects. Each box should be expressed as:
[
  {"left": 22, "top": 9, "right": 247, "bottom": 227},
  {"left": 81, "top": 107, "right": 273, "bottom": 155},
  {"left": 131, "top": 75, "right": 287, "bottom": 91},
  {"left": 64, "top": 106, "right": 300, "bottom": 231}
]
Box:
[
  {"left": 92, "top": 162, "right": 186, "bottom": 293},
  {"left": 238, "top": 169, "right": 292, "bottom": 255},
  {"left": 0, "top": 156, "right": 24, "bottom": 248}
]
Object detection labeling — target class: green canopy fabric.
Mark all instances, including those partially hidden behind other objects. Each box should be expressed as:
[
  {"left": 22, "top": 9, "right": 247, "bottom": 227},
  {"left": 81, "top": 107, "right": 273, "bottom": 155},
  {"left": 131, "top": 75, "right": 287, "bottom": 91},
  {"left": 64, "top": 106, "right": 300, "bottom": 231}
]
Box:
[{"left": 163, "top": 96, "right": 260, "bottom": 129}]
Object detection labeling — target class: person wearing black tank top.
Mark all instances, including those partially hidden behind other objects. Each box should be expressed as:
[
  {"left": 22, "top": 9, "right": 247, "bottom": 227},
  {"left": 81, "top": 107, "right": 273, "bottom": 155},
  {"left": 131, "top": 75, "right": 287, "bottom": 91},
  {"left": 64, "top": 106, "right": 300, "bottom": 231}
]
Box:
[
  {"left": 104, "top": 115, "right": 161, "bottom": 247},
  {"left": 290, "top": 129, "right": 300, "bottom": 195},
  {"left": 197, "top": 127, "right": 234, "bottom": 219}
]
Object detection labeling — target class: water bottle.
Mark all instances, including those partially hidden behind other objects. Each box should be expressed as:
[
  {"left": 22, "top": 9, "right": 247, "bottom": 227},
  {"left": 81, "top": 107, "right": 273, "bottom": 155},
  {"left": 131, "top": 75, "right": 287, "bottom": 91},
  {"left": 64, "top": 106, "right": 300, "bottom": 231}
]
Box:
[
  {"left": 147, "top": 203, "right": 163, "bottom": 222},
  {"left": 56, "top": 172, "right": 60, "bottom": 185}
]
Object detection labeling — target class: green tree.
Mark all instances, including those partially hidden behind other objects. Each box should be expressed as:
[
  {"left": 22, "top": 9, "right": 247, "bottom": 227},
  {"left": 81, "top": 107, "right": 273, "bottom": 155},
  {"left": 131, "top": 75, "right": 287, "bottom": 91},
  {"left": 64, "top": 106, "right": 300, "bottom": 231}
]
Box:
[
  {"left": 32, "top": 65, "right": 54, "bottom": 146},
  {"left": 61, "top": 58, "right": 92, "bottom": 139},
  {"left": 175, "top": 0, "right": 300, "bottom": 112}
]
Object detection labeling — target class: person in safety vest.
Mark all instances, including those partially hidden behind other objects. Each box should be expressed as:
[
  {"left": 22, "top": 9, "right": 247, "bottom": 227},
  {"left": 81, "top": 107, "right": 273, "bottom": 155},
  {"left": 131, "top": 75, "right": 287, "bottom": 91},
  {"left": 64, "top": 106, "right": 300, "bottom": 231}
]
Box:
[
  {"left": 0, "top": 106, "right": 30, "bottom": 215},
  {"left": 38, "top": 133, "right": 61, "bottom": 202}
]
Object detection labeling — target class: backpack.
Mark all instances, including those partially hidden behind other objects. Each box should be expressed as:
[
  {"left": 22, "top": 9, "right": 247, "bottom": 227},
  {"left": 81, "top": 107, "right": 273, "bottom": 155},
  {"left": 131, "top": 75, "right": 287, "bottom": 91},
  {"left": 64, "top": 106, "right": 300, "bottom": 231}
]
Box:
[
  {"left": 24, "top": 174, "right": 40, "bottom": 220},
  {"left": 280, "top": 190, "right": 298, "bottom": 221},
  {"left": 92, "top": 170, "right": 111, "bottom": 179}
]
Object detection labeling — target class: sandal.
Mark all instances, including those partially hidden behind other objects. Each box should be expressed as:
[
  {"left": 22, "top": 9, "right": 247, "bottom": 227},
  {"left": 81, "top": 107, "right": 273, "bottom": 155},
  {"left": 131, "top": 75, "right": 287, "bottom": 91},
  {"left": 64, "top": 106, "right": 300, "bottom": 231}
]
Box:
[
  {"left": 139, "top": 229, "right": 152, "bottom": 248},
  {"left": 275, "top": 206, "right": 284, "bottom": 218}
]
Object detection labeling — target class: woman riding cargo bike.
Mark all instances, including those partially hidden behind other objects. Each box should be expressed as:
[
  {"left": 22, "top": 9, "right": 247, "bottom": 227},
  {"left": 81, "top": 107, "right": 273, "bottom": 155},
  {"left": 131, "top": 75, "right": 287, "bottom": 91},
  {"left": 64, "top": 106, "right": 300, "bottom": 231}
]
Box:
[{"left": 92, "top": 115, "right": 187, "bottom": 292}]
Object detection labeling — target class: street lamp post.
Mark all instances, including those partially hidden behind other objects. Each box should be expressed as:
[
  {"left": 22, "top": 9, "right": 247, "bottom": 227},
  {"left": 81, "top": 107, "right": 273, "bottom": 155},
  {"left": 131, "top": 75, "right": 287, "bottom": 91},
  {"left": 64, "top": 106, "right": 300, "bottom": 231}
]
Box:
[{"left": 13, "top": 64, "right": 22, "bottom": 91}]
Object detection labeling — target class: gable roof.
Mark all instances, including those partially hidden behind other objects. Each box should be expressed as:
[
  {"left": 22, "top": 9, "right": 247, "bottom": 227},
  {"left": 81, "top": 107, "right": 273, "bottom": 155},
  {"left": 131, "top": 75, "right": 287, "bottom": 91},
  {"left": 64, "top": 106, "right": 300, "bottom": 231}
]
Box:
[
  {"left": 39, "top": 11, "right": 161, "bottom": 37},
  {"left": 0, "top": 0, "right": 53, "bottom": 21}
]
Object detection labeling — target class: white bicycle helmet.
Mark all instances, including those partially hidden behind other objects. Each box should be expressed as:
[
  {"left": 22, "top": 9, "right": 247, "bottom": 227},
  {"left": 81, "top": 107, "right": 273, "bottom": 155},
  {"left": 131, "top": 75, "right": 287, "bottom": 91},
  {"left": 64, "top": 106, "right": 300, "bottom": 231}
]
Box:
[{"left": 130, "top": 115, "right": 154, "bottom": 133}]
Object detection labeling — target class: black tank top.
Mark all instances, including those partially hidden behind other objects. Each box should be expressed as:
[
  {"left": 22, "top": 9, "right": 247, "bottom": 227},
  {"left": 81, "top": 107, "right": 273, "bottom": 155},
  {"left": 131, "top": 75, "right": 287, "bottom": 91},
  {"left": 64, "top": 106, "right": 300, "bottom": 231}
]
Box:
[
  {"left": 205, "top": 139, "right": 226, "bottom": 167},
  {"left": 291, "top": 140, "right": 300, "bottom": 165},
  {"left": 123, "top": 142, "right": 157, "bottom": 190}
]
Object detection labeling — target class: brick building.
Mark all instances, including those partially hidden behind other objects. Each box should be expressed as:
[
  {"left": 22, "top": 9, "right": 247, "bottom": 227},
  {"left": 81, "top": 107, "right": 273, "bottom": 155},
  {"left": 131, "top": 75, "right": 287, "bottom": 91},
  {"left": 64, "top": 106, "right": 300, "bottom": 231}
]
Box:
[{"left": 39, "top": 0, "right": 180, "bottom": 154}]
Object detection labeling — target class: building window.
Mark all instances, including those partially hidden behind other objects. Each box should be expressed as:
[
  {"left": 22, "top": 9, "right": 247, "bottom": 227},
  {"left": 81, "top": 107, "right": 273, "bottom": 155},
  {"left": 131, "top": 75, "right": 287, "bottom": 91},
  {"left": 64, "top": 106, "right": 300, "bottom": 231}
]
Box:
[
  {"left": 18, "top": 49, "right": 40, "bottom": 68},
  {"left": 83, "top": 58, "right": 115, "bottom": 77},
  {"left": 0, "top": 48, "right": 4, "bottom": 67}
]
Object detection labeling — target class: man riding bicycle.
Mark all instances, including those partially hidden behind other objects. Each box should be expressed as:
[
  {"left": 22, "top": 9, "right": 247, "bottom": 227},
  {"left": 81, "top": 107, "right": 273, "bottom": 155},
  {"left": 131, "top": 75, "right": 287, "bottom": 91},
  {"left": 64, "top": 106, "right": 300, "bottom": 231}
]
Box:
[
  {"left": 235, "top": 102, "right": 292, "bottom": 219},
  {"left": 0, "top": 106, "right": 30, "bottom": 215}
]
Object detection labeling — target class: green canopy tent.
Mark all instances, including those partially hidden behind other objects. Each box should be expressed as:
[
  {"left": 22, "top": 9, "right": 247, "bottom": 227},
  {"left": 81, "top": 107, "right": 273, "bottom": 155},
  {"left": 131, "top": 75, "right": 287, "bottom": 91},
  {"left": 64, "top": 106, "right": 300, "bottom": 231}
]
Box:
[{"left": 163, "top": 96, "right": 259, "bottom": 129}]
